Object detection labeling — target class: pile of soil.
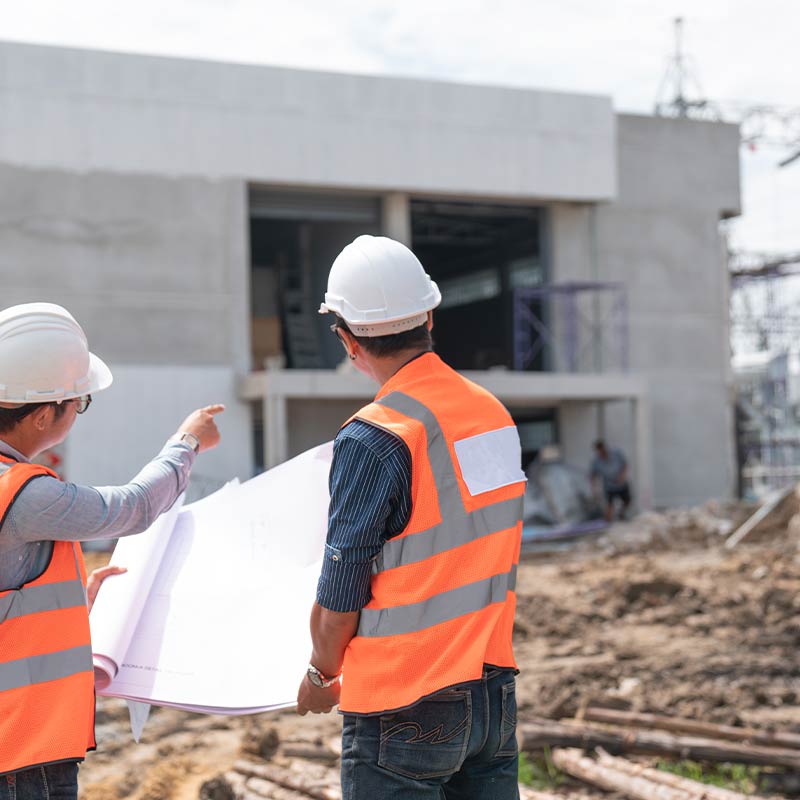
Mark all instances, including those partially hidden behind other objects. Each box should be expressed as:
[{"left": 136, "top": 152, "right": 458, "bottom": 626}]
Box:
[{"left": 79, "top": 498, "right": 800, "bottom": 798}]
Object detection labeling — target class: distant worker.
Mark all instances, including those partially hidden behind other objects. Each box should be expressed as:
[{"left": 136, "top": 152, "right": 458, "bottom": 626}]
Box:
[
  {"left": 0, "top": 303, "right": 224, "bottom": 799},
  {"left": 296, "top": 236, "right": 526, "bottom": 799},
  {"left": 590, "top": 439, "right": 631, "bottom": 521}
]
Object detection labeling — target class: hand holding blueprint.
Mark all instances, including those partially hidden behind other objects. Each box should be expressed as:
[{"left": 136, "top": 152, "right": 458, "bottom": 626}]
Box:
[{"left": 89, "top": 443, "right": 333, "bottom": 714}]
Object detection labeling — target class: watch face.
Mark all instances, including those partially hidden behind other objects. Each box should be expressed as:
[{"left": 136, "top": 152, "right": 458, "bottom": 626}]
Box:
[{"left": 307, "top": 669, "right": 324, "bottom": 688}]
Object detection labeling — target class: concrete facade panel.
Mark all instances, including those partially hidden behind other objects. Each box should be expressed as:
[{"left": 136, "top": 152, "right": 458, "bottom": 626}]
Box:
[
  {"left": 596, "top": 210, "right": 725, "bottom": 317},
  {"left": 615, "top": 114, "right": 740, "bottom": 216},
  {"left": 0, "top": 163, "right": 249, "bottom": 367},
  {"left": 626, "top": 313, "right": 727, "bottom": 373},
  {"left": 0, "top": 41, "right": 616, "bottom": 201}
]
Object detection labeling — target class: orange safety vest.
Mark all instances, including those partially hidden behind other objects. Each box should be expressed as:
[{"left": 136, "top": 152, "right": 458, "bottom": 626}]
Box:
[
  {"left": 338, "top": 353, "right": 525, "bottom": 714},
  {"left": 0, "top": 455, "right": 96, "bottom": 775}
]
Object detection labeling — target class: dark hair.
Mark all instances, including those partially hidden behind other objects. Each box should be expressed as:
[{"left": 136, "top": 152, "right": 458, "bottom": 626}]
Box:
[
  {"left": 593, "top": 439, "right": 606, "bottom": 451},
  {"left": 335, "top": 317, "right": 433, "bottom": 359},
  {"left": 0, "top": 402, "right": 69, "bottom": 435}
]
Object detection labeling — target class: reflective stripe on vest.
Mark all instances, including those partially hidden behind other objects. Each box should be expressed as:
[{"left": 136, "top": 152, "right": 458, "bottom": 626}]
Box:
[
  {"left": 359, "top": 564, "right": 517, "bottom": 637},
  {"left": 1, "top": 578, "right": 87, "bottom": 623},
  {"left": 0, "top": 644, "right": 94, "bottom": 692}
]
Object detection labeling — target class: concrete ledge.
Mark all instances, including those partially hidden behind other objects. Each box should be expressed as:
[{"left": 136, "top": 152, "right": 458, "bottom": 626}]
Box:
[{"left": 240, "top": 368, "right": 648, "bottom": 405}]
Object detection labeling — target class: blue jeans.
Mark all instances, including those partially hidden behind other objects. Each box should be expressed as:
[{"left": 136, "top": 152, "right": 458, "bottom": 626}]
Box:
[
  {"left": 341, "top": 668, "right": 519, "bottom": 800},
  {"left": 0, "top": 763, "right": 78, "bottom": 800}
]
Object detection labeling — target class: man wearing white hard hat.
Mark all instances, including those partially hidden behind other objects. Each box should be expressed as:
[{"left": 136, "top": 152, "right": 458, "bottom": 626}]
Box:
[
  {"left": 0, "top": 303, "right": 223, "bottom": 798},
  {"left": 297, "top": 236, "right": 526, "bottom": 799}
]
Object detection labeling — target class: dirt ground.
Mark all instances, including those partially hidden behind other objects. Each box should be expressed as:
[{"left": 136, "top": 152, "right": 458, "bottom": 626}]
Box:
[{"left": 79, "top": 496, "right": 800, "bottom": 799}]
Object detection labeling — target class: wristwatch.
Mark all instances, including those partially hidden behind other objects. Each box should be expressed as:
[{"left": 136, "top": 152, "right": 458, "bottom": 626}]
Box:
[
  {"left": 171, "top": 431, "right": 200, "bottom": 453},
  {"left": 307, "top": 664, "right": 340, "bottom": 688}
]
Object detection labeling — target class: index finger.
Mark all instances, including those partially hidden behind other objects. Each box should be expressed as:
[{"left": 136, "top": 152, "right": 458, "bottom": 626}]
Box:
[
  {"left": 92, "top": 565, "right": 128, "bottom": 579},
  {"left": 203, "top": 404, "right": 226, "bottom": 415}
]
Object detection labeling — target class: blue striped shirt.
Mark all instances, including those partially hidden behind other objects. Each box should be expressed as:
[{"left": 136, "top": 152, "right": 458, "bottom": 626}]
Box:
[{"left": 316, "top": 419, "right": 412, "bottom": 613}]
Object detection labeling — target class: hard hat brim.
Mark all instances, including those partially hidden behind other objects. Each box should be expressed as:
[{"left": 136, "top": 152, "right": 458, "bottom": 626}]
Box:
[{"left": 87, "top": 352, "right": 113, "bottom": 395}]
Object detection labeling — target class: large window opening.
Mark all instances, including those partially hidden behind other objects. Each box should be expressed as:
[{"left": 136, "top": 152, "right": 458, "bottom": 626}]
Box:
[
  {"left": 249, "top": 188, "right": 380, "bottom": 371},
  {"left": 411, "top": 200, "right": 545, "bottom": 371}
]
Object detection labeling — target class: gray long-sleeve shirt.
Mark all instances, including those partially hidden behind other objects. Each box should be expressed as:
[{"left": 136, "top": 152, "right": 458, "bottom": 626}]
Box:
[{"left": 0, "top": 438, "right": 195, "bottom": 592}]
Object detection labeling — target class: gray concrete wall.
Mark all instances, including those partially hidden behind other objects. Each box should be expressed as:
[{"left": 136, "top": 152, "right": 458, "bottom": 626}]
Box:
[
  {"left": 0, "top": 163, "right": 250, "bottom": 369},
  {"left": 550, "top": 115, "right": 740, "bottom": 507},
  {"left": 0, "top": 40, "right": 616, "bottom": 201},
  {"left": 0, "top": 162, "right": 253, "bottom": 487}
]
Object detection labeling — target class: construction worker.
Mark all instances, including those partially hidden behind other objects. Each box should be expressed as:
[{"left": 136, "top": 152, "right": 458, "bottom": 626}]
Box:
[
  {"left": 590, "top": 439, "right": 632, "bottom": 522},
  {"left": 296, "top": 236, "right": 526, "bottom": 799},
  {"left": 0, "top": 302, "right": 223, "bottom": 799}
]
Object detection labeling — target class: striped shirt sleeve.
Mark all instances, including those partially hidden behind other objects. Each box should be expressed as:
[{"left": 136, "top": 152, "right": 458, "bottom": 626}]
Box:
[{"left": 315, "top": 420, "right": 412, "bottom": 613}]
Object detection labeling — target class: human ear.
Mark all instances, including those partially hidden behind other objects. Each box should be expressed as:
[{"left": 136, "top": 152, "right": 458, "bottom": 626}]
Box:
[{"left": 30, "top": 405, "right": 54, "bottom": 432}]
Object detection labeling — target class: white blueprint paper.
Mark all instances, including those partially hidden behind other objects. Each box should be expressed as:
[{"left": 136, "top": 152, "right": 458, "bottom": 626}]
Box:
[{"left": 90, "top": 442, "right": 333, "bottom": 714}]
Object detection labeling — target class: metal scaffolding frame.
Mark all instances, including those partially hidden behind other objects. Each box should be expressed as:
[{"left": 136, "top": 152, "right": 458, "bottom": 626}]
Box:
[{"left": 513, "top": 282, "right": 629, "bottom": 374}]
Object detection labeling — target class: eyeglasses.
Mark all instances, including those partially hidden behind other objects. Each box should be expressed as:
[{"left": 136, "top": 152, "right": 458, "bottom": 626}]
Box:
[
  {"left": 330, "top": 323, "right": 347, "bottom": 346},
  {"left": 74, "top": 394, "right": 92, "bottom": 415}
]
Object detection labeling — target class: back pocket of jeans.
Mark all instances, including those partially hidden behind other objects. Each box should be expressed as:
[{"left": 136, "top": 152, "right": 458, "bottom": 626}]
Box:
[
  {"left": 378, "top": 690, "right": 471, "bottom": 779},
  {"left": 494, "top": 680, "right": 518, "bottom": 758}
]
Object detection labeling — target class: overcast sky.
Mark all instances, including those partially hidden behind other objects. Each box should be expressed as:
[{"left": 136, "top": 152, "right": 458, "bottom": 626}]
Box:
[{"left": 2, "top": 0, "right": 798, "bottom": 254}]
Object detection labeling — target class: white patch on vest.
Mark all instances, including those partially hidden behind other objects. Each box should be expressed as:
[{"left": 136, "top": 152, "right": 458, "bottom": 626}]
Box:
[{"left": 453, "top": 426, "right": 526, "bottom": 496}]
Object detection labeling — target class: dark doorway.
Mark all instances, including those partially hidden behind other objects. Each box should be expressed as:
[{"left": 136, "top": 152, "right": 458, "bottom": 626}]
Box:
[
  {"left": 249, "top": 189, "right": 380, "bottom": 370},
  {"left": 411, "top": 200, "right": 546, "bottom": 371}
]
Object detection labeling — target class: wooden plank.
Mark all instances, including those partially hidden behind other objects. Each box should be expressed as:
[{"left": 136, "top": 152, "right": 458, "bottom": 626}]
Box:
[
  {"left": 552, "top": 748, "right": 694, "bottom": 800},
  {"left": 724, "top": 485, "right": 794, "bottom": 548},
  {"left": 582, "top": 707, "right": 800, "bottom": 750},
  {"left": 519, "top": 717, "right": 800, "bottom": 768},
  {"left": 595, "top": 749, "right": 764, "bottom": 800}
]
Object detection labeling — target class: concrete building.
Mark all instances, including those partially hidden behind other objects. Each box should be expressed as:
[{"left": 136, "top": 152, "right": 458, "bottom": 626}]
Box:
[{"left": 0, "top": 41, "right": 740, "bottom": 507}]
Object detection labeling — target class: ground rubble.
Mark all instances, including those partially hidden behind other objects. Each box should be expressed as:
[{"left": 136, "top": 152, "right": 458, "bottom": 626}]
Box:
[{"left": 80, "top": 493, "right": 800, "bottom": 799}]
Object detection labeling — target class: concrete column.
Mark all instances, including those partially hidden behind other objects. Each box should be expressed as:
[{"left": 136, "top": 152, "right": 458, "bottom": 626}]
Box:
[
  {"left": 261, "top": 369, "right": 289, "bottom": 469},
  {"left": 382, "top": 193, "right": 411, "bottom": 245},
  {"left": 558, "top": 401, "right": 596, "bottom": 469},
  {"left": 633, "top": 395, "right": 654, "bottom": 510}
]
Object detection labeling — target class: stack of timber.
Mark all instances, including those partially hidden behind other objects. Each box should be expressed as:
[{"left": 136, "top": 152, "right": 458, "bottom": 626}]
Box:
[
  {"left": 552, "top": 748, "right": 769, "bottom": 800},
  {"left": 519, "top": 708, "right": 800, "bottom": 769}
]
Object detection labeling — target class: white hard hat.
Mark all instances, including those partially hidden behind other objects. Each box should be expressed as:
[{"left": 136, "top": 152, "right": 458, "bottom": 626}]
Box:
[
  {"left": 319, "top": 235, "right": 441, "bottom": 337},
  {"left": 0, "top": 303, "right": 113, "bottom": 404}
]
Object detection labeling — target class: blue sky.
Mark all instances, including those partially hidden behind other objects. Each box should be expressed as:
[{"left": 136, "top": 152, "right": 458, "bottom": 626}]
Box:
[{"left": 2, "top": 0, "right": 799, "bottom": 254}]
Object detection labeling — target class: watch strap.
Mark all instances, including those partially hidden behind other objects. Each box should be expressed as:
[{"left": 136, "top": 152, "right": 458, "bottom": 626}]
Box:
[
  {"left": 307, "top": 663, "right": 340, "bottom": 688},
  {"left": 171, "top": 431, "right": 200, "bottom": 453}
]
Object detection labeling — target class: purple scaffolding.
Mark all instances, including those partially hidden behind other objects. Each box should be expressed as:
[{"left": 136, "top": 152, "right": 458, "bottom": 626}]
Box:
[{"left": 513, "top": 282, "right": 629, "bottom": 373}]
